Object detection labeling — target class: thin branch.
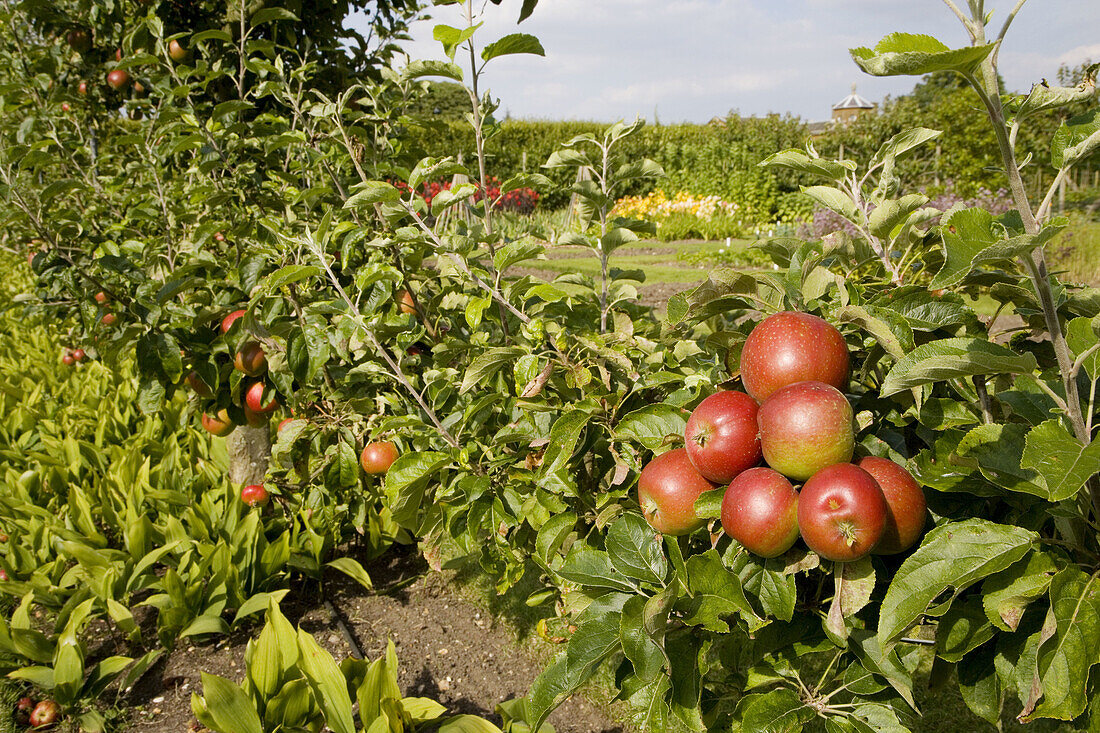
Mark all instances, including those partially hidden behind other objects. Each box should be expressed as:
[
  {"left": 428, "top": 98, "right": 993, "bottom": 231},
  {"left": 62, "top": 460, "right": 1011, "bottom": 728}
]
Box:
[
  {"left": 1070, "top": 344, "right": 1100, "bottom": 380},
  {"left": 972, "top": 375, "right": 995, "bottom": 423},
  {"left": 997, "top": 0, "right": 1030, "bottom": 42},
  {"left": 941, "top": 0, "right": 974, "bottom": 35}
]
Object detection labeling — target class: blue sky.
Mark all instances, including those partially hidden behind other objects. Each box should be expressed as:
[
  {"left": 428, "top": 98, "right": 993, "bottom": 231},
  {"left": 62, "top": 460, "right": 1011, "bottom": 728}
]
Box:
[{"left": 359, "top": 0, "right": 1100, "bottom": 123}]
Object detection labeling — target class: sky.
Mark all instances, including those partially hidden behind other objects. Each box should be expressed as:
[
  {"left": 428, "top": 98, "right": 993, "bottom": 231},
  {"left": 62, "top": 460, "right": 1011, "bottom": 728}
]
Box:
[{"left": 351, "top": 0, "right": 1100, "bottom": 124}]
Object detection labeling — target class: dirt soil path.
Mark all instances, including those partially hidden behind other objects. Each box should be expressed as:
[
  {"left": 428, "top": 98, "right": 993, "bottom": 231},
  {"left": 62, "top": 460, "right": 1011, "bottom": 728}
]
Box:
[{"left": 125, "top": 549, "right": 622, "bottom": 733}]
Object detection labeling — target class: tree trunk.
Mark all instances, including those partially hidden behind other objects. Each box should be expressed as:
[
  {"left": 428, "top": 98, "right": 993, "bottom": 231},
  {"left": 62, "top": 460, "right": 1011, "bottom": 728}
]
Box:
[{"left": 227, "top": 424, "right": 272, "bottom": 486}]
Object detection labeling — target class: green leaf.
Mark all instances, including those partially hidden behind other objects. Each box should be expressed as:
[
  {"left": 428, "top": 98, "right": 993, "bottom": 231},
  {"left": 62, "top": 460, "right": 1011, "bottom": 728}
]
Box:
[
  {"left": 936, "top": 596, "right": 995, "bottom": 662},
  {"left": 297, "top": 629, "right": 355, "bottom": 733},
  {"left": 957, "top": 423, "right": 1048, "bottom": 498},
  {"left": 683, "top": 549, "right": 762, "bottom": 632},
  {"left": 620, "top": 594, "right": 667, "bottom": 682},
  {"left": 344, "top": 181, "right": 401, "bottom": 209},
  {"left": 434, "top": 23, "right": 482, "bottom": 60},
  {"left": 836, "top": 305, "right": 913, "bottom": 361},
  {"left": 606, "top": 513, "right": 668, "bottom": 586},
  {"left": 868, "top": 194, "right": 930, "bottom": 239},
  {"left": 556, "top": 550, "right": 635, "bottom": 592},
  {"left": 878, "top": 519, "right": 1037, "bottom": 644},
  {"left": 198, "top": 673, "right": 263, "bottom": 733},
  {"left": 826, "top": 557, "right": 876, "bottom": 641},
  {"left": 404, "top": 59, "right": 464, "bottom": 82},
  {"left": 435, "top": 716, "right": 503, "bottom": 732},
  {"left": 872, "top": 128, "right": 943, "bottom": 166},
  {"left": 255, "top": 265, "right": 320, "bottom": 300},
  {"left": 539, "top": 410, "right": 592, "bottom": 480},
  {"left": 981, "top": 552, "right": 1057, "bottom": 632},
  {"left": 1028, "top": 567, "right": 1100, "bottom": 720},
  {"left": 251, "top": 7, "right": 299, "bottom": 24},
  {"left": 326, "top": 557, "right": 373, "bottom": 590},
  {"left": 758, "top": 149, "right": 849, "bottom": 180},
  {"left": 431, "top": 182, "right": 479, "bottom": 217},
  {"left": 930, "top": 208, "right": 1055, "bottom": 289},
  {"left": 1020, "top": 420, "right": 1100, "bottom": 502},
  {"left": 850, "top": 33, "right": 995, "bottom": 77},
  {"left": 461, "top": 347, "right": 526, "bottom": 393},
  {"left": 801, "top": 185, "right": 860, "bottom": 223},
  {"left": 880, "top": 338, "right": 1037, "bottom": 397},
  {"left": 1052, "top": 109, "right": 1100, "bottom": 169},
  {"left": 614, "top": 404, "right": 688, "bottom": 451},
  {"left": 1067, "top": 317, "right": 1100, "bottom": 380},
  {"left": 735, "top": 689, "right": 813, "bottom": 733},
  {"left": 481, "top": 33, "right": 545, "bottom": 62},
  {"left": 384, "top": 452, "right": 452, "bottom": 526},
  {"left": 958, "top": 643, "right": 1003, "bottom": 726}
]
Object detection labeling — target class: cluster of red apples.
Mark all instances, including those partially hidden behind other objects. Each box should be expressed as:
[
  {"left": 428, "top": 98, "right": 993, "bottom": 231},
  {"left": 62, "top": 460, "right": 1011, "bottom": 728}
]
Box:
[
  {"left": 13, "top": 696, "right": 60, "bottom": 729},
  {"left": 638, "top": 312, "right": 926, "bottom": 563}
]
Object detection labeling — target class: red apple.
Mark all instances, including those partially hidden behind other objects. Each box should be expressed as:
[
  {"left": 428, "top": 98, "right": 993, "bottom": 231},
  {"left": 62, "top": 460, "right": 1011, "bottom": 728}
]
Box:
[
  {"left": 94, "top": 291, "right": 108, "bottom": 304},
  {"left": 77, "top": 81, "right": 88, "bottom": 96},
  {"left": 739, "top": 311, "right": 850, "bottom": 402},
  {"left": 220, "top": 309, "right": 246, "bottom": 333},
  {"left": 637, "top": 448, "right": 717, "bottom": 536},
  {"left": 168, "top": 39, "right": 189, "bottom": 62},
  {"left": 758, "top": 381, "right": 854, "bottom": 481},
  {"left": 61, "top": 352, "right": 75, "bottom": 366},
  {"left": 201, "top": 410, "right": 235, "bottom": 437},
  {"left": 115, "top": 48, "right": 123, "bottom": 62},
  {"left": 214, "top": 231, "right": 225, "bottom": 243},
  {"left": 241, "top": 484, "right": 269, "bottom": 507},
  {"left": 684, "top": 390, "right": 761, "bottom": 484},
  {"left": 185, "top": 371, "right": 213, "bottom": 397},
  {"left": 244, "top": 381, "right": 277, "bottom": 413},
  {"left": 106, "top": 69, "right": 131, "bottom": 92},
  {"left": 360, "top": 441, "right": 399, "bottom": 474},
  {"left": 798, "top": 463, "right": 887, "bottom": 562},
  {"left": 15, "top": 697, "right": 35, "bottom": 725},
  {"left": 29, "top": 699, "right": 60, "bottom": 728},
  {"left": 397, "top": 289, "right": 417, "bottom": 314},
  {"left": 132, "top": 80, "right": 145, "bottom": 96},
  {"left": 277, "top": 417, "right": 294, "bottom": 432},
  {"left": 72, "top": 348, "right": 85, "bottom": 362},
  {"left": 101, "top": 313, "right": 118, "bottom": 326},
  {"left": 234, "top": 342, "right": 267, "bottom": 377},
  {"left": 721, "top": 467, "right": 800, "bottom": 558},
  {"left": 60, "top": 102, "right": 71, "bottom": 113},
  {"left": 66, "top": 28, "right": 92, "bottom": 53},
  {"left": 858, "top": 456, "right": 927, "bottom": 555},
  {"left": 0, "top": 569, "right": 8, "bottom": 581}
]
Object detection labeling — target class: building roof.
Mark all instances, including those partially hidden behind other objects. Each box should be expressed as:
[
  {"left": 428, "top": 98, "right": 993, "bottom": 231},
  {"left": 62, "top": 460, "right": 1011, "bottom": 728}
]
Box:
[{"left": 833, "top": 83, "right": 875, "bottom": 110}]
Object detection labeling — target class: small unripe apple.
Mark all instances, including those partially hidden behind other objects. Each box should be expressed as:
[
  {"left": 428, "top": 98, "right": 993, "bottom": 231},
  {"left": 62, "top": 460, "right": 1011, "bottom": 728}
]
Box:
[
  {"left": 234, "top": 342, "right": 267, "bottom": 377},
  {"left": 758, "top": 381, "right": 854, "bottom": 481},
  {"left": 244, "top": 381, "right": 277, "bottom": 413},
  {"left": 220, "top": 309, "right": 246, "bottom": 334},
  {"left": 106, "top": 69, "right": 131, "bottom": 92},
  {"left": 214, "top": 231, "right": 225, "bottom": 242},
  {"left": 201, "top": 410, "right": 235, "bottom": 437},
  {"left": 360, "top": 441, "right": 399, "bottom": 474},
  {"left": 72, "top": 348, "right": 85, "bottom": 362},
  {"left": 241, "top": 484, "right": 269, "bottom": 507},
  {"left": 168, "top": 39, "right": 189, "bottom": 62},
  {"left": 66, "top": 28, "right": 92, "bottom": 53},
  {"left": 132, "top": 80, "right": 145, "bottom": 96},
  {"left": 15, "top": 697, "right": 35, "bottom": 725},
  {"left": 78, "top": 81, "right": 88, "bottom": 95},
  {"left": 101, "top": 312, "right": 118, "bottom": 326},
  {"left": 94, "top": 291, "right": 108, "bottom": 304},
  {"left": 0, "top": 569, "right": 8, "bottom": 581},
  {"left": 29, "top": 700, "right": 60, "bottom": 729},
  {"left": 60, "top": 102, "right": 71, "bottom": 113},
  {"left": 115, "top": 48, "right": 123, "bottom": 62},
  {"left": 637, "top": 448, "right": 717, "bottom": 536}
]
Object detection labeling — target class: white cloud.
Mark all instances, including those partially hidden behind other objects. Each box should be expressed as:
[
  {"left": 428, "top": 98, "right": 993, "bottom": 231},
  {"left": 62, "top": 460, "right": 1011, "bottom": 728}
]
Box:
[{"left": 350, "top": 0, "right": 1100, "bottom": 123}]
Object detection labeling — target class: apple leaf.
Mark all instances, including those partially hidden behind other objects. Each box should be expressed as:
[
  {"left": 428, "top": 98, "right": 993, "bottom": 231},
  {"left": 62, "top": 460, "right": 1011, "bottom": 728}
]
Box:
[
  {"left": 1020, "top": 420, "right": 1100, "bottom": 502},
  {"left": 557, "top": 549, "right": 635, "bottom": 592},
  {"left": 877, "top": 519, "right": 1037, "bottom": 645},
  {"left": 1052, "top": 109, "right": 1100, "bottom": 169},
  {"left": 880, "top": 338, "right": 1036, "bottom": 397},
  {"left": 936, "top": 596, "right": 995, "bottom": 662},
  {"left": 801, "top": 185, "right": 860, "bottom": 223},
  {"left": 682, "top": 549, "right": 762, "bottom": 632},
  {"left": 850, "top": 33, "right": 995, "bottom": 77},
  {"left": 734, "top": 689, "right": 814, "bottom": 733},
  {"left": 384, "top": 451, "right": 452, "bottom": 526},
  {"left": 614, "top": 404, "right": 688, "bottom": 451},
  {"left": 981, "top": 551, "right": 1057, "bottom": 632},
  {"left": 403, "top": 59, "right": 464, "bottom": 83},
  {"left": 1027, "top": 567, "right": 1100, "bottom": 721},
  {"left": 759, "top": 149, "right": 851, "bottom": 181},
  {"left": 620, "top": 595, "right": 666, "bottom": 682},
  {"left": 930, "top": 208, "right": 1059, "bottom": 289},
  {"left": 606, "top": 513, "right": 668, "bottom": 586},
  {"left": 957, "top": 423, "right": 1048, "bottom": 498},
  {"left": 481, "top": 33, "right": 545, "bottom": 62}
]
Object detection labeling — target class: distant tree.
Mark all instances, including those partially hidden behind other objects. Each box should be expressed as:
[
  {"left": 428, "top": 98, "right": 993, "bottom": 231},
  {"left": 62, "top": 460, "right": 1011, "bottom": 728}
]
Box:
[{"left": 408, "top": 81, "right": 471, "bottom": 120}]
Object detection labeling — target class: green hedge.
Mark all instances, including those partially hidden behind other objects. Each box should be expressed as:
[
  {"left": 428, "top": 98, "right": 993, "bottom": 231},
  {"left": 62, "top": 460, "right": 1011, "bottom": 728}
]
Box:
[{"left": 403, "top": 115, "right": 812, "bottom": 219}]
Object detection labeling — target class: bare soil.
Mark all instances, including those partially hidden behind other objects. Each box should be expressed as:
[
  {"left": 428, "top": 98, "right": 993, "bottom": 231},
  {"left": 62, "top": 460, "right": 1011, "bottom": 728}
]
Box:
[{"left": 123, "top": 548, "right": 622, "bottom": 733}]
